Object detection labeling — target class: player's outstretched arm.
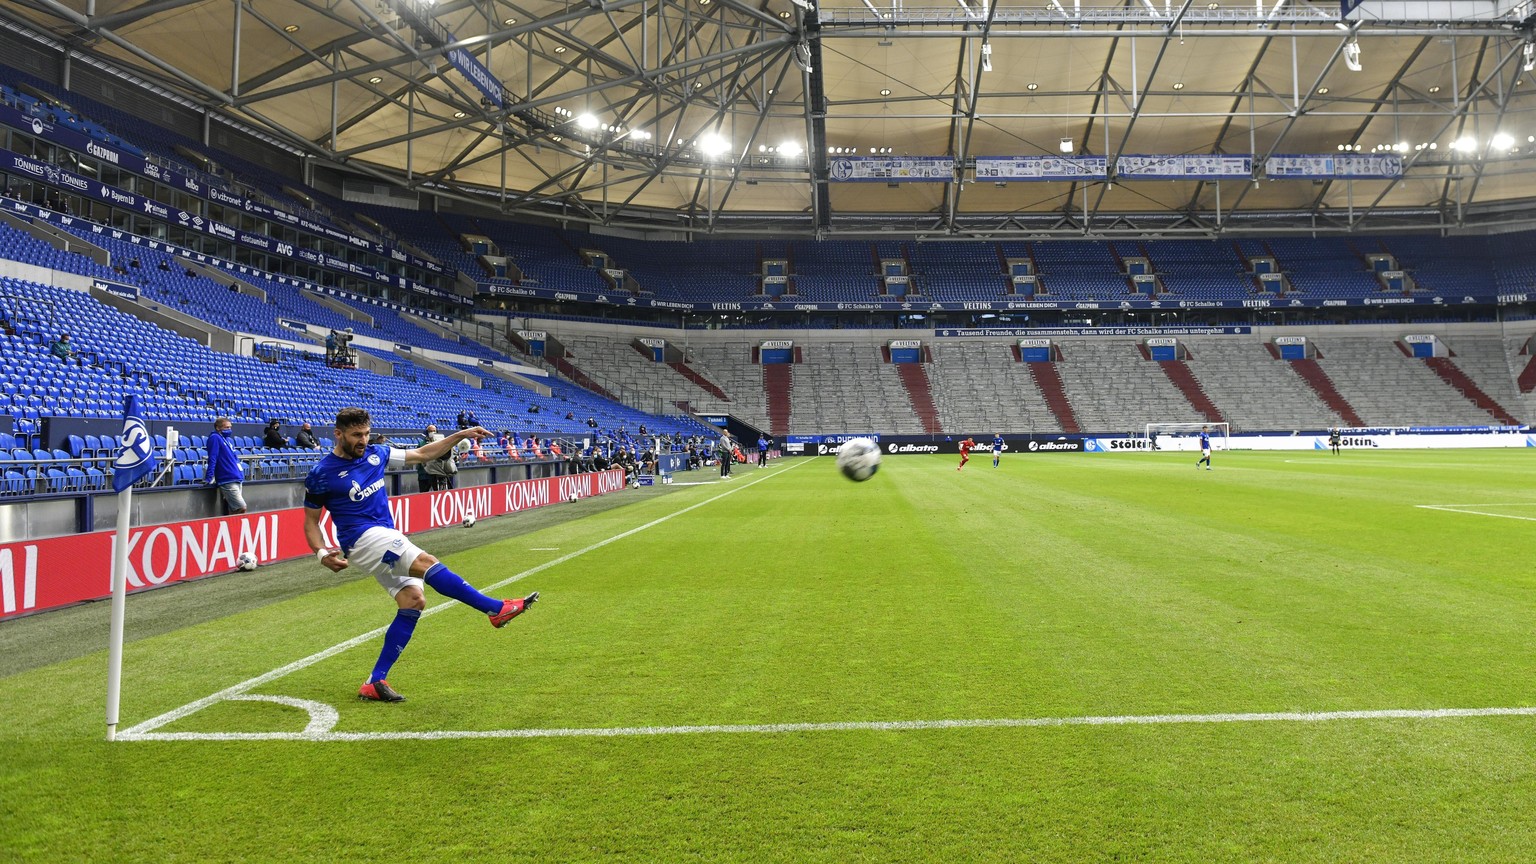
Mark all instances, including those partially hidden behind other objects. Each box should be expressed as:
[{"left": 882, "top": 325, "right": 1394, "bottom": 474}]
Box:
[
  {"left": 304, "top": 505, "right": 349, "bottom": 572},
  {"left": 401, "top": 426, "right": 492, "bottom": 465}
]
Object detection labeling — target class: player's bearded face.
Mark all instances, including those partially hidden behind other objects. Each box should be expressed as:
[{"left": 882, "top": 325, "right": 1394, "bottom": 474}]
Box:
[{"left": 338, "top": 425, "right": 369, "bottom": 458}]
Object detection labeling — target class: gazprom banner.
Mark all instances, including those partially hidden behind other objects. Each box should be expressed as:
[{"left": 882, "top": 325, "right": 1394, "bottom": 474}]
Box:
[
  {"left": 1116, "top": 154, "right": 1254, "bottom": 179},
  {"left": 828, "top": 157, "right": 955, "bottom": 182},
  {"left": 0, "top": 102, "right": 147, "bottom": 169},
  {"left": 974, "top": 156, "right": 1108, "bottom": 181},
  {"left": 1265, "top": 154, "right": 1404, "bottom": 179}
]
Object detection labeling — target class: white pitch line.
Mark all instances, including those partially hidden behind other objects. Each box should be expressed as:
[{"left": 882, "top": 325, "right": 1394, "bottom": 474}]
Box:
[
  {"left": 117, "top": 705, "right": 1536, "bottom": 743},
  {"left": 1415, "top": 504, "right": 1536, "bottom": 522},
  {"left": 224, "top": 694, "right": 339, "bottom": 735},
  {"left": 120, "top": 460, "right": 813, "bottom": 738}
]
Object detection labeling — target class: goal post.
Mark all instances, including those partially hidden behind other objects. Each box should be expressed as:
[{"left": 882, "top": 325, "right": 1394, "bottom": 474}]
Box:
[{"left": 1142, "top": 422, "right": 1229, "bottom": 452}]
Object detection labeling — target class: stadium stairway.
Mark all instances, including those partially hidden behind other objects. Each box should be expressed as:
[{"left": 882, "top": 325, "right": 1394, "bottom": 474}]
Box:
[
  {"left": 1290, "top": 359, "right": 1365, "bottom": 427},
  {"left": 1424, "top": 358, "right": 1522, "bottom": 425},
  {"left": 1027, "top": 363, "right": 1081, "bottom": 433},
  {"left": 545, "top": 354, "right": 621, "bottom": 402},
  {"left": 668, "top": 361, "right": 731, "bottom": 402},
  {"left": 763, "top": 365, "right": 793, "bottom": 436},
  {"left": 1520, "top": 355, "right": 1536, "bottom": 394},
  {"left": 895, "top": 363, "right": 942, "bottom": 434},
  {"left": 1158, "top": 361, "right": 1226, "bottom": 425}
]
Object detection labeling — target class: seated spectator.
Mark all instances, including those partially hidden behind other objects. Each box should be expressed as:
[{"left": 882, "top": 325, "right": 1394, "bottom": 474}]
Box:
[
  {"left": 294, "top": 422, "right": 321, "bottom": 450},
  {"left": 263, "top": 419, "right": 289, "bottom": 448},
  {"left": 48, "top": 333, "right": 76, "bottom": 364}
]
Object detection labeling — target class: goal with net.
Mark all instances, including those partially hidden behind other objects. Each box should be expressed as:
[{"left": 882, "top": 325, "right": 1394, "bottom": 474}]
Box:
[{"left": 1143, "top": 422, "right": 1229, "bottom": 451}]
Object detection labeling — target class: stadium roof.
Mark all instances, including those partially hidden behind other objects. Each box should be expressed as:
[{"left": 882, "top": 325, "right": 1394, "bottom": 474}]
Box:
[{"left": 5, "top": 0, "right": 1536, "bottom": 236}]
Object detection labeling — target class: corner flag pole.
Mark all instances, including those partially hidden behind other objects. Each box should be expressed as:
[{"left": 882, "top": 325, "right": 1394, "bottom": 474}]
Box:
[
  {"left": 105, "top": 484, "right": 132, "bottom": 742},
  {"left": 105, "top": 396, "right": 157, "bottom": 742}
]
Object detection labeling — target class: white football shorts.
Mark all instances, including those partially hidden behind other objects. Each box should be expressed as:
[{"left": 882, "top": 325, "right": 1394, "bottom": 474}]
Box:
[{"left": 346, "top": 526, "right": 428, "bottom": 597}]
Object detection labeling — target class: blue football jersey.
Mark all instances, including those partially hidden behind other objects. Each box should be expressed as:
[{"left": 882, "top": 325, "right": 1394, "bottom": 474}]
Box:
[
  {"left": 1199, "top": 432, "right": 1211, "bottom": 449},
  {"left": 992, "top": 435, "right": 1004, "bottom": 451},
  {"left": 304, "top": 444, "right": 406, "bottom": 551}
]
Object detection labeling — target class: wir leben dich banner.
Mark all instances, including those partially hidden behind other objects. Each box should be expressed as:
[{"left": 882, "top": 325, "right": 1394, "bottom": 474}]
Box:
[{"left": 0, "top": 470, "right": 627, "bottom": 620}]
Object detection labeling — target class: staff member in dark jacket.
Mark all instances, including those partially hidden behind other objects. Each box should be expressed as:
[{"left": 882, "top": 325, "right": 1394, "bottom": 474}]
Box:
[
  {"left": 294, "top": 422, "right": 321, "bottom": 450},
  {"left": 263, "top": 419, "right": 289, "bottom": 449},
  {"left": 207, "top": 417, "right": 247, "bottom": 514}
]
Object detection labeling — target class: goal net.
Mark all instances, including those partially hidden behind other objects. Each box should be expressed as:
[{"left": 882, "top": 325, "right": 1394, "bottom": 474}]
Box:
[{"left": 1142, "top": 422, "right": 1229, "bottom": 452}]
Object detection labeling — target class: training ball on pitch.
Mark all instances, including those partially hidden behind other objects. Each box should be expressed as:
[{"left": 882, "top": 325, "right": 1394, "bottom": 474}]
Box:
[
  {"left": 836, "top": 437, "right": 881, "bottom": 482},
  {"left": 236, "top": 551, "right": 258, "bottom": 571},
  {"left": 462, "top": 511, "right": 477, "bottom": 528}
]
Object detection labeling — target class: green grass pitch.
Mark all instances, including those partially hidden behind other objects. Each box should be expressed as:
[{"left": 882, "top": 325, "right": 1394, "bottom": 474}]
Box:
[{"left": 5, "top": 449, "right": 1536, "bottom": 862}]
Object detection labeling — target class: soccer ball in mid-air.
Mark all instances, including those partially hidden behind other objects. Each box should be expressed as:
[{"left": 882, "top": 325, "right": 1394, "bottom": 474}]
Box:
[
  {"left": 235, "top": 552, "right": 258, "bottom": 571},
  {"left": 462, "top": 510, "right": 477, "bottom": 528},
  {"left": 836, "top": 438, "right": 881, "bottom": 482}
]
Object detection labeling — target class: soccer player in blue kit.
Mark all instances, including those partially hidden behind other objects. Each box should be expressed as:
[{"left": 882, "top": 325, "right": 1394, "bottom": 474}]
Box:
[
  {"left": 1196, "top": 425, "right": 1213, "bottom": 471},
  {"left": 304, "top": 407, "right": 538, "bottom": 703},
  {"left": 991, "top": 434, "right": 1004, "bottom": 468}
]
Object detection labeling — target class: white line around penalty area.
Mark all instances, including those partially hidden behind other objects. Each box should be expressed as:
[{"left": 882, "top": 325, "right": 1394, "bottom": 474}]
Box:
[
  {"left": 119, "top": 459, "right": 814, "bottom": 739},
  {"left": 117, "top": 705, "right": 1536, "bottom": 743}
]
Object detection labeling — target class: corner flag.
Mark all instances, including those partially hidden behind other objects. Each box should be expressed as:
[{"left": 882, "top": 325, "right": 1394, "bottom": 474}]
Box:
[
  {"left": 107, "top": 395, "right": 156, "bottom": 741},
  {"left": 111, "top": 396, "right": 156, "bottom": 493}
]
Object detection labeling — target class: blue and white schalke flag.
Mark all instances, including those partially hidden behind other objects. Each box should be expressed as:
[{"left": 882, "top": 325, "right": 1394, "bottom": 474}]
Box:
[{"left": 111, "top": 395, "right": 156, "bottom": 493}]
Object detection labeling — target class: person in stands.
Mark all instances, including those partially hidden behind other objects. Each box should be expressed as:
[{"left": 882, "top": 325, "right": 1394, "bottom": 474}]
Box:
[
  {"left": 49, "top": 333, "right": 76, "bottom": 364},
  {"left": 263, "top": 419, "right": 290, "bottom": 449},
  {"left": 295, "top": 422, "right": 321, "bottom": 450}
]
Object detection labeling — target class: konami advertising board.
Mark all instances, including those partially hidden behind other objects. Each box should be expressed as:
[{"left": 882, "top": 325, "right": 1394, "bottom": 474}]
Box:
[{"left": 0, "top": 470, "right": 627, "bottom": 620}]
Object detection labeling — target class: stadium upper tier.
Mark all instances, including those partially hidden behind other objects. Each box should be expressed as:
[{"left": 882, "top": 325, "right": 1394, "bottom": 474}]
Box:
[{"left": 0, "top": 73, "right": 1528, "bottom": 309}]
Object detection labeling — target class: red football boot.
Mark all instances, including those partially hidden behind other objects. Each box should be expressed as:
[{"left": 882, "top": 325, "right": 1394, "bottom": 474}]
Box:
[
  {"left": 489, "top": 591, "right": 539, "bottom": 628},
  {"left": 358, "top": 679, "right": 406, "bottom": 702}
]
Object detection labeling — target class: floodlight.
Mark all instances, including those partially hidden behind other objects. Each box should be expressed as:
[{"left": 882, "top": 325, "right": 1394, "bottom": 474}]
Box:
[{"left": 1343, "top": 40, "right": 1362, "bottom": 72}]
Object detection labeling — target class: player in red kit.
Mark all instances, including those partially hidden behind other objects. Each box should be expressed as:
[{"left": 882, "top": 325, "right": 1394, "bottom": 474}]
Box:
[{"left": 957, "top": 437, "right": 976, "bottom": 471}]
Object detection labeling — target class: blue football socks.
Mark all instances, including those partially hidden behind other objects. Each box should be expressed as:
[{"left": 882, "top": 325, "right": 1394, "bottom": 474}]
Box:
[
  {"left": 369, "top": 608, "right": 420, "bottom": 684},
  {"left": 423, "top": 562, "right": 503, "bottom": 614}
]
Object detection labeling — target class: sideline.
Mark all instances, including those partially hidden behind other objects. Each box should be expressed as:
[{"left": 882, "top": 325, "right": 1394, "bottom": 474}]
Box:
[{"left": 121, "top": 704, "right": 1536, "bottom": 743}]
